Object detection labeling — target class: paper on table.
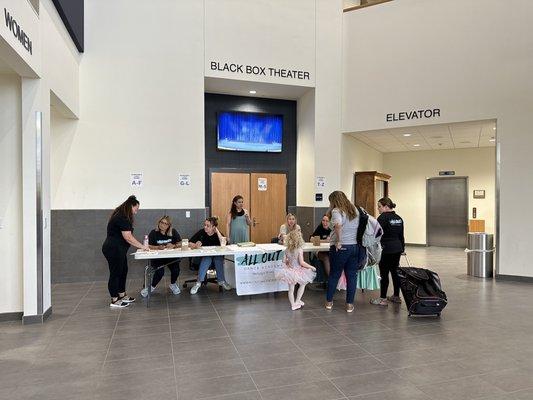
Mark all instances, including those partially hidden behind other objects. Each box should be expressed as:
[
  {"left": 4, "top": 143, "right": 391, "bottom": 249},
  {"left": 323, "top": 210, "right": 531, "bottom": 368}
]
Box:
[{"left": 257, "top": 243, "right": 285, "bottom": 252}]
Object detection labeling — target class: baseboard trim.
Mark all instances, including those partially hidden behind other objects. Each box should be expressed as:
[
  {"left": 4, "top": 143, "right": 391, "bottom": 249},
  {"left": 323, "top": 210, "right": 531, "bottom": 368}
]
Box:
[
  {"left": 405, "top": 243, "right": 428, "bottom": 247},
  {"left": 0, "top": 311, "right": 23, "bottom": 322},
  {"left": 496, "top": 274, "right": 533, "bottom": 283},
  {"left": 22, "top": 306, "right": 52, "bottom": 325}
]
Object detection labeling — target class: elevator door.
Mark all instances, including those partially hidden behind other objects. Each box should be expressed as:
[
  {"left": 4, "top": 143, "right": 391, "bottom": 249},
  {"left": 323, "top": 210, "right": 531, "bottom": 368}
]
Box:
[{"left": 427, "top": 177, "right": 468, "bottom": 247}]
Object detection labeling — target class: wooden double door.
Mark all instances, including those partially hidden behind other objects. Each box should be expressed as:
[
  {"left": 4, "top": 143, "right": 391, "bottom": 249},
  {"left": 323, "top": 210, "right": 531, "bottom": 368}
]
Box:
[{"left": 211, "top": 172, "right": 287, "bottom": 244}]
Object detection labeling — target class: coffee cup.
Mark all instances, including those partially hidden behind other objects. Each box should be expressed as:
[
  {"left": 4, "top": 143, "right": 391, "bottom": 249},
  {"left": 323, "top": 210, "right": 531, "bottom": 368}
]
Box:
[
  {"left": 181, "top": 239, "right": 189, "bottom": 249},
  {"left": 311, "top": 236, "right": 321, "bottom": 246},
  {"left": 220, "top": 237, "right": 227, "bottom": 247}
]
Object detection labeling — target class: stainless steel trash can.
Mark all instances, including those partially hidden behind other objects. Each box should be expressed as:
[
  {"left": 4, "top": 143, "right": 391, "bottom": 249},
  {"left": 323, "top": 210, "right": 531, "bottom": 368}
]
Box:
[{"left": 466, "top": 233, "right": 494, "bottom": 278}]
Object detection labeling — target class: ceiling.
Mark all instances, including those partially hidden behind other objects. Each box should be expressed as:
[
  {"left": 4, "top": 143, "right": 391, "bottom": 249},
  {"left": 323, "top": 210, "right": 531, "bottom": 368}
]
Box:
[
  {"left": 348, "top": 120, "right": 496, "bottom": 153},
  {"left": 205, "top": 77, "right": 312, "bottom": 100},
  {"left": 0, "top": 57, "right": 15, "bottom": 74}
]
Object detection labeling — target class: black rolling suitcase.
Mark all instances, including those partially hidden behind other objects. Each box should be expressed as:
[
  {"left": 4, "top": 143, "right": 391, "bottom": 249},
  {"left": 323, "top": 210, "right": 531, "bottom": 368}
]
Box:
[{"left": 397, "top": 254, "right": 447, "bottom": 317}]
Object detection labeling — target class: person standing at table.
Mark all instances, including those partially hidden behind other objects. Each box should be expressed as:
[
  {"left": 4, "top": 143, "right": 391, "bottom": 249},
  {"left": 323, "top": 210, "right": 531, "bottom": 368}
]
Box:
[
  {"left": 189, "top": 217, "right": 232, "bottom": 294},
  {"left": 226, "top": 195, "right": 251, "bottom": 244},
  {"left": 370, "top": 197, "right": 405, "bottom": 306},
  {"left": 325, "top": 191, "right": 366, "bottom": 313},
  {"left": 102, "top": 195, "right": 148, "bottom": 308},
  {"left": 278, "top": 213, "right": 301, "bottom": 244},
  {"left": 140, "top": 215, "right": 182, "bottom": 297},
  {"left": 310, "top": 214, "right": 332, "bottom": 280}
]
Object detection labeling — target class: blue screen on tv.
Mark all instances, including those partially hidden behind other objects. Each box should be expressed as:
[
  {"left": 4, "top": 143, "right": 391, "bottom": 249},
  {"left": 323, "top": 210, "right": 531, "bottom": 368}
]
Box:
[{"left": 217, "top": 111, "right": 283, "bottom": 153}]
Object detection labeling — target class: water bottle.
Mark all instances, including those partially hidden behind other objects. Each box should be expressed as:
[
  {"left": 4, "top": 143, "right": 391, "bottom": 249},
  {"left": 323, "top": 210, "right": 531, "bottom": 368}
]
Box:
[{"left": 143, "top": 235, "right": 149, "bottom": 248}]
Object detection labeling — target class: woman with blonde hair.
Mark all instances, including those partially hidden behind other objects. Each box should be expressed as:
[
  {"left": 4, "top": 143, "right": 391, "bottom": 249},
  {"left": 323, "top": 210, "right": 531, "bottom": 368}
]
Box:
[
  {"left": 274, "top": 230, "right": 316, "bottom": 310},
  {"left": 278, "top": 213, "right": 301, "bottom": 244},
  {"left": 325, "top": 190, "right": 366, "bottom": 312},
  {"left": 140, "top": 215, "right": 182, "bottom": 297}
]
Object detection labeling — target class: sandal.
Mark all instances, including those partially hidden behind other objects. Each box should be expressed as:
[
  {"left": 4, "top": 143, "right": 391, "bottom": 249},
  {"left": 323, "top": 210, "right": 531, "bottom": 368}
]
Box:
[
  {"left": 370, "top": 298, "right": 388, "bottom": 306},
  {"left": 387, "top": 296, "right": 402, "bottom": 304},
  {"left": 346, "top": 303, "right": 355, "bottom": 313},
  {"left": 325, "top": 301, "right": 333, "bottom": 310}
]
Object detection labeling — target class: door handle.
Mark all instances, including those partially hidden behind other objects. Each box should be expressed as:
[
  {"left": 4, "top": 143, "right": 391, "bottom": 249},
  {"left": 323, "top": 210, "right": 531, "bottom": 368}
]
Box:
[{"left": 253, "top": 218, "right": 259, "bottom": 227}]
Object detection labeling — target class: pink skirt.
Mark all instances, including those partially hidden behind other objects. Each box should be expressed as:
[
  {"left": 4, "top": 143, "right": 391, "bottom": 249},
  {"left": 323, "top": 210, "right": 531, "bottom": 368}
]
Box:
[{"left": 275, "top": 265, "right": 316, "bottom": 285}]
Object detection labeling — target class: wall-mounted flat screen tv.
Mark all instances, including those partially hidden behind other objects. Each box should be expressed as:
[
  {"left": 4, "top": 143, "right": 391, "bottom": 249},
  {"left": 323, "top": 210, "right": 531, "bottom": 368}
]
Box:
[{"left": 217, "top": 111, "right": 283, "bottom": 153}]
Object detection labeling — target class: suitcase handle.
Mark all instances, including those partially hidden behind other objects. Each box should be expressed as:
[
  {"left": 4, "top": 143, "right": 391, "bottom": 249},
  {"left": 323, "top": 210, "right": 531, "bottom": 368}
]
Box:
[{"left": 401, "top": 252, "right": 412, "bottom": 267}]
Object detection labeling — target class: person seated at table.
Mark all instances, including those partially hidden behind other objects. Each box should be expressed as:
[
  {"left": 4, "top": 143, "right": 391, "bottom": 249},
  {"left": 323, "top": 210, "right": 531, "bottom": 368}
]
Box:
[
  {"left": 310, "top": 214, "right": 332, "bottom": 279},
  {"left": 278, "top": 213, "right": 301, "bottom": 244},
  {"left": 189, "top": 217, "right": 232, "bottom": 294},
  {"left": 140, "top": 215, "right": 182, "bottom": 297}
]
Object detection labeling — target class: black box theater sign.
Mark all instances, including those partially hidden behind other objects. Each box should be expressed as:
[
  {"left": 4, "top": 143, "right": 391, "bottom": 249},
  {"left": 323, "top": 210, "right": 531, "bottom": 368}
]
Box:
[
  {"left": 3, "top": 8, "right": 32, "bottom": 55},
  {"left": 210, "top": 60, "right": 311, "bottom": 81},
  {"left": 386, "top": 108, "right": 441, "bottom": 122}
]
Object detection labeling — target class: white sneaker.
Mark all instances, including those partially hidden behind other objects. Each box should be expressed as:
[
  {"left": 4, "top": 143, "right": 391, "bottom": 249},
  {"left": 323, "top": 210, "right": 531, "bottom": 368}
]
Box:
[
  {"left": 190, "top": 282, "right": 201, "bottom": 294},
  {"left": 169, "top": 283, "right": 181, "bottom": 295},
  {"left": 140, "top": 286, "right": 156, "bottom": 298},
  {"left": 110, "top": 300, "right": 129, "bottom": 308},
  {"left": 219, "top": 281, "right": 232, "bottom": 290}
]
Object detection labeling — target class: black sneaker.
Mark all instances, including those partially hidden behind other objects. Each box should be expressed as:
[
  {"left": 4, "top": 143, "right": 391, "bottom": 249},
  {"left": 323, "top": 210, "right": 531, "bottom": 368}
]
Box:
[
  {"left": 119, "top": 296, "right": 135, "bottom": 303},
  {"left": 110, "top": 299, "right": 130, "bottom": 308}
]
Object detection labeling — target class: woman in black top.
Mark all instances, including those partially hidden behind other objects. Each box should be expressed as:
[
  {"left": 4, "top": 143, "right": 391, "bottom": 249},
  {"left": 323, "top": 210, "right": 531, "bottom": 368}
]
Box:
[
  {"left": 140, "top": 215, "right": 182, "bottom": 298},
  {"left": 102, "top": 195, "right": 148, "bottom": 308},
  {"left": 370, "top": 197, "right": 405, "bottom": 306},
  {"left": 310, "top": 215, "right": 332, "bottom": 280},
  {"left": 188, "top": 217, "right": 231, "bottom": 294}
]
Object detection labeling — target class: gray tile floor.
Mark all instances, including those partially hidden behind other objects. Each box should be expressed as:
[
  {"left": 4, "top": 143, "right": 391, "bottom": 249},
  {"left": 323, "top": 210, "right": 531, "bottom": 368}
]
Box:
[{"left": 1, "top": 247, "right": 533, "bottom": 400}]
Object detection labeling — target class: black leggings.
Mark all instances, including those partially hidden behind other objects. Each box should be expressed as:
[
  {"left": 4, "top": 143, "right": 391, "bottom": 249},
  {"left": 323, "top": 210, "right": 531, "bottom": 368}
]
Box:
[
  {"left": 152, "top": 261, "right": 180, "bottom": 287},
  {"left": 102, "top": 244, "right": 129, "bottom": 298},
  {"left": 379, "top": 252, "right": 402, "bottom": 298}
]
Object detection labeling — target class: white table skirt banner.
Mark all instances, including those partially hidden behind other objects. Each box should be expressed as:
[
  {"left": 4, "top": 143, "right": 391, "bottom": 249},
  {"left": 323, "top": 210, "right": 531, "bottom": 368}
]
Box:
[{"left": 233, "top": 249, "right": 288, "bottom": 295}]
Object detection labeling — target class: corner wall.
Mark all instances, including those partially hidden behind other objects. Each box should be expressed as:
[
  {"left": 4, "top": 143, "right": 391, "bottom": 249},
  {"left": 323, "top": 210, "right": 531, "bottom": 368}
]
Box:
[
  {"left": 0, "top": 74, "right": 22, "bottom": 314},
  {"left": 343, "top": 0, "right": 533, "bottom": 277}
]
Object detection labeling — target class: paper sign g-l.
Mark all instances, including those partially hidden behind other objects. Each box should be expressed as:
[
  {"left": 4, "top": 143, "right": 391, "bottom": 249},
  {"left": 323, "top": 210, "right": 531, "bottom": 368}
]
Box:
[{"left": 178, "top": 174, "right": 191, "bottom": 187}]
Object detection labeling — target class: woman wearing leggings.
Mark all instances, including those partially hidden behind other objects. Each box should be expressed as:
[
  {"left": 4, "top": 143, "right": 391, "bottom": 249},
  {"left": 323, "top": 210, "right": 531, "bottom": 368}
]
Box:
[
  {"left": 102, "top": 195, "right": 148, "bottom": 308},
  {"left": 370, "top": 197, "right": 405, "bottom": 306}
]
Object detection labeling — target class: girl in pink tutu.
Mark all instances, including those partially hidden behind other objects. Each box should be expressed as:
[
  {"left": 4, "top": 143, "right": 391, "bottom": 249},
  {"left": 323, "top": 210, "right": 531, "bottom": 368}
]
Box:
[{"left": 275, "top": 230, "right": 317, "bottom": 310}]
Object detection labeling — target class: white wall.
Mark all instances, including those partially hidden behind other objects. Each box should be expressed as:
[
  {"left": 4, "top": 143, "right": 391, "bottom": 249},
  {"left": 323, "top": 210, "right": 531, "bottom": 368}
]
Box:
[
  {"left": 341, "top": 135, "right": 384, "bottom": 200},
  {"left": 383, "top": 147, "right": 495, "bottom": 245},
  {"left": 205, "top": 0, "right": 315, "bottom": 87},
  {"left": 314, "top": 0, "right": 343, "bottom": 207},
  {"left": 52, "top": 0, "right": 205, "bottom": 210},
  {"left": 0, "top": 73, "right": 22, "bottom": 313},
  {"left": 343, "top": 0, "right": 533, "bottom": 277},
  {"left": 297, "top": 89, "right": 315, "bottom": 206}
]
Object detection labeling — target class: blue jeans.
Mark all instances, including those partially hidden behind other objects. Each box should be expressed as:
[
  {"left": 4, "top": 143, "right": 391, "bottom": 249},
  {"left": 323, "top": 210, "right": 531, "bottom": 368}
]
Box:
[
  {"left": 197, "top": 256, "right": 225, "bottom": 283},
  {"left": 326, "top": 244, "right": 365, "bottom": 303}
]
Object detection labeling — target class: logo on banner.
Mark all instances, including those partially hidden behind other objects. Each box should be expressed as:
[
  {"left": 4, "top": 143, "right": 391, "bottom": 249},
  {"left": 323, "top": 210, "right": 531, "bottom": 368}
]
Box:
[{"left": 234, "top": 250, "right": 287, "bottom": 295}]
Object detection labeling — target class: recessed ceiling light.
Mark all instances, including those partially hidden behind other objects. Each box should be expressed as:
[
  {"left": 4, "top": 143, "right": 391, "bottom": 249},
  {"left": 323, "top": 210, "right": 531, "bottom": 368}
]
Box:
[
  {"left": 489, "top": 138, "right": 495, "bottom": 142},
  {"left": 249, "top": 90, "right": 257, "bottom": 94},
  {"left": 460, "top": 141, "right": 471, "bottom": 144},
  {"left": 403, "top": 133, "right": 412, "bottom": 137},
  {"left": 413, "top": 144, "right": 420, "bottom": 147},
  {"left": 493, "top": 127, "right": 496, "bottom": 130},
  {"left": 431, "top": 135, "right": 443, "bottom": 139}
]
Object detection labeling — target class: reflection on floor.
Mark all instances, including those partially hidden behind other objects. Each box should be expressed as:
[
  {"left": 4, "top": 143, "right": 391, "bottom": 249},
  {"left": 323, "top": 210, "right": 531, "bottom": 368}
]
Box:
[{"left": 1, "top": 246, "right": 533, "bottom": 400}]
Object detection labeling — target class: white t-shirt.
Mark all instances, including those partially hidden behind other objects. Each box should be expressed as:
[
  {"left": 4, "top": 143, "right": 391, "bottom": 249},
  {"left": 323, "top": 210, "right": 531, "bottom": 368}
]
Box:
[{"left": 330, "top": 208, "right": 359, "bottom": 245}]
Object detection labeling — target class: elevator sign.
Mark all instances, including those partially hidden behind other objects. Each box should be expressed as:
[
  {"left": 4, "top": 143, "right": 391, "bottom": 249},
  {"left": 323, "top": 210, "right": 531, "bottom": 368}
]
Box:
[{"left": 257, "top": 178, "right": 267, "bottom": 191}]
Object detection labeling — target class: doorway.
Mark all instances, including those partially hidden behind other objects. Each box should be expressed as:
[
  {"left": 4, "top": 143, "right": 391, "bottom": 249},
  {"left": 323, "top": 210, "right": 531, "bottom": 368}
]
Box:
[
  {"left": 427, "top": 177, "right": 468, "bottom": 247},
  {"left": 210, "top": 171, "right": 287, "bottom": 243}
]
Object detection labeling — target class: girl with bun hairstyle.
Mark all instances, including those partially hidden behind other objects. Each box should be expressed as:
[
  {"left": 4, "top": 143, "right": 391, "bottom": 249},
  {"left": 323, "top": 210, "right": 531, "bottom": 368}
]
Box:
[
  {"left": 102, "top": 195, "right": 149, "bottom": 308},
  {"left": 370, "top": 197, "right": 405, "bottom": 306}
]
